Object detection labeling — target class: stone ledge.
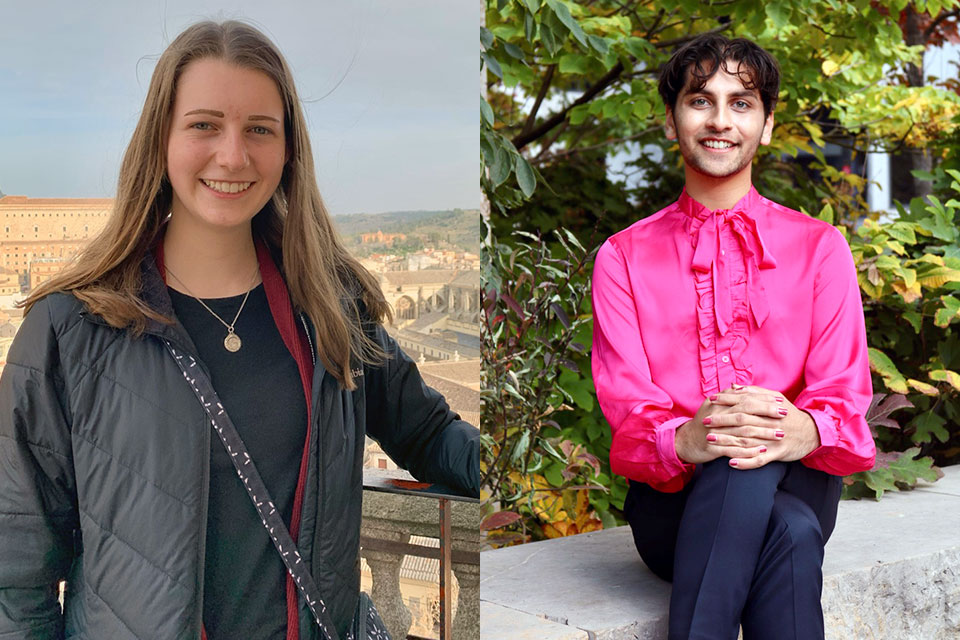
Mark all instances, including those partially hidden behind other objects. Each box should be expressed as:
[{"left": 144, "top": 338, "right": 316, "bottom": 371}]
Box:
[{"left": 480, "top": 466, "right": 960, "bottom": 640}]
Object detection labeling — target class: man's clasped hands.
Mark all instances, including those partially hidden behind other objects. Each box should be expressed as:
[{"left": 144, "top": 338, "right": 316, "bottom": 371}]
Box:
[{"left": 675, "top": 384, "right": 822, "bottom": 470}]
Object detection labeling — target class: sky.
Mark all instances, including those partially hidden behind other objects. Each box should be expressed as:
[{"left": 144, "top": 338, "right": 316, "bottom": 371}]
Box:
[{"left": 0, "top": 0, "right": 478, "bottom": 214}]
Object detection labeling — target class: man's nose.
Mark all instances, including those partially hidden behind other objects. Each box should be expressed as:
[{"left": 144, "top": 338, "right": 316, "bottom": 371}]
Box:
[
  {"left": 216, "top": 130, "right": 249, "bottom": 171},
  {"left": 706, "top": 106, "right": 732, "bottom": 131}
]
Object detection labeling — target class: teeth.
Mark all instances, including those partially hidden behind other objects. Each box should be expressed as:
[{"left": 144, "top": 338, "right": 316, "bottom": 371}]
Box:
[
  {"left": 703, "top": 140, "right": 733, "bottom": 149},
  {"left": 202, "top": 179, "right": 252, "bottom": 193}
]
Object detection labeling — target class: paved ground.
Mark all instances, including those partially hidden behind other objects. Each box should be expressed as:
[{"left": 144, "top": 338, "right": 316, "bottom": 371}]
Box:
[{"left": 480, "top": 465, "right": 960, "bottom": 640}]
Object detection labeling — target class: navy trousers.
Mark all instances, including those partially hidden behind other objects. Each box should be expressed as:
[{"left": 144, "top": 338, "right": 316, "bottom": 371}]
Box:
[{"left": 623, "top": 459, "right": 842, "bottom": 640}]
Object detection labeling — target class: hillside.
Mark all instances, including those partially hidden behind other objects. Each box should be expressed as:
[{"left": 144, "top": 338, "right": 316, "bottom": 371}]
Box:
[{"left": 334, "top": 208, "right": 479, "bottom": 256}]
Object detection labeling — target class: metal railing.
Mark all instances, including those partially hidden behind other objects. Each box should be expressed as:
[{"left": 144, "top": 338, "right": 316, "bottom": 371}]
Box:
[{"left": 361, "top": 469, "right": 480, "bottom": 640}]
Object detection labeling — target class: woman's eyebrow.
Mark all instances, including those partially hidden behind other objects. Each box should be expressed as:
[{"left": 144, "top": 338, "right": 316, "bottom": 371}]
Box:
[{"left": 182, "top": 109, "right": 280, "bottom": 123}]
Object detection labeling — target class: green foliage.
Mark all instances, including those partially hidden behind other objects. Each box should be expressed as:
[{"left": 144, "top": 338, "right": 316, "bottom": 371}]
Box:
[
  {"left": 481, "top": 224, "right": 617, "bottom": 544},
  {"left": 482, "top": 1, "right": 960, "bottom": 540}
]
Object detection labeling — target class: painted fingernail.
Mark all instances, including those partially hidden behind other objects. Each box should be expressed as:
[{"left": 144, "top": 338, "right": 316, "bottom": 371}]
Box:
[
  {"left": 777, "top": 408, "right": 788, "bottom": 416},
  {"left": 775, "top": 396, "right": 784, "bottom": 403},
  {"left": 703, "top": 417, "right": 712, "bottom": 425},
  {"left": 775, "top": 429, "right": 785, "bottom": 438},
  {"left": 759, "top": 446, "right": 767, "bottom": 453},
  {"left": 730, "top": 459, "right": 739, "bottom": 467},
  {"left": 709, "top": 394, "right": 718, "bottom": 401},
  {"left": 706, "top": 434, "right": 717, "bottom": 442}
]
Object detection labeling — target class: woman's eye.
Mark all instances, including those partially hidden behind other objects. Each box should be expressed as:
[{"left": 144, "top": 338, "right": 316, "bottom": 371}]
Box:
[
  {"left": 251, "top": 125, "right": 271, "bottom": 135},
  {"left": 190, "top": 122, "right": 213, "bottom": 131}
]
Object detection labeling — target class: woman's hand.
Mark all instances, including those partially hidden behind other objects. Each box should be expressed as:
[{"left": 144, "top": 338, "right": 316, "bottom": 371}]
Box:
[{"left": 700, "top": 384, "right": 821, "bottom": 469}]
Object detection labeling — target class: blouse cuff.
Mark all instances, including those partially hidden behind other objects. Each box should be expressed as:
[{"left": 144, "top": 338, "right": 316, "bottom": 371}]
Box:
[
  {"left": 801, "top": 408, "right": 837, "bottom": 458},
  {"left": 655, "top": 416, "right": 694, "bottom": 474}
]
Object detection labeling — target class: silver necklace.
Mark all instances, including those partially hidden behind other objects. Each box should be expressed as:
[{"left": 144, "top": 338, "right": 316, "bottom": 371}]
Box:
[{"left": 166, "top": 266, "right": 260, "bottom": 353}]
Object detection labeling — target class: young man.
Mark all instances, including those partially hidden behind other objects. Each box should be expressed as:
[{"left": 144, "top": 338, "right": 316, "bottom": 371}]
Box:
[{"left": 591, "top": 34, "right": 876, "bottom": 640}]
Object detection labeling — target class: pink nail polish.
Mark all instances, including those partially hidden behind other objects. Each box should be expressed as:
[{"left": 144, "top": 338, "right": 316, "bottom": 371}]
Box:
[
  {"left": 706, "top": 434, "right": 717, "bottom": 442},
  {"left": 777, "top": 408, "right": 788, "bottom": 416},
  {"left": 730, "top": 459, "right": 739, "bottom": 467},
  {"left": 775, "top": 429, "right": 785, "bottom": 438},
  {"left": 775, "top": 397, "right": 784, "bottom": 403},
  {"left": 709, "top": 394, "right": 718, "bottom": 401},
  {"left": 703, "top": 417, "right": 712, "bottom": 425},
  {"left": 759, "top": 446, "right": 767, "bottom": 453}
]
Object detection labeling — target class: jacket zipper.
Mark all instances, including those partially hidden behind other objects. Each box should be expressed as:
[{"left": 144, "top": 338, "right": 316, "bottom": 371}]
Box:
[{"left": 297, "top": 312, "right": 321, "bottom": 639}]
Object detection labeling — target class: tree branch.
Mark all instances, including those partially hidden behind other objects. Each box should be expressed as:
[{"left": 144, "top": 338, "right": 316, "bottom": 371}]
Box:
[
  {"left": 532, "top": 126, "right": 661, "bottom": 164},
  {"left": 511, "top": 60, "right": 626, "bottom": 150},
  {"left": 923, "top": 8, "right": 960, "bottom": 42},
  {"left": 511, "top": 23, "right": 729, "bottom": 151},
  {"left": 522, "top": 65, "right": 556, "bottom": 138}
]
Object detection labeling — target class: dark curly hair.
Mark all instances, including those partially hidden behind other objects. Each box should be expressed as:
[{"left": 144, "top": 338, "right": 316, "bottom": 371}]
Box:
[{"left": 658, "top": 33, "right": 781, "bottom": 118}]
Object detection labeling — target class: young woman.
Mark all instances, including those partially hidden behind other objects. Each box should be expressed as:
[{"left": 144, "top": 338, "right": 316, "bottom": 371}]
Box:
[{"left": 0, "top": 20, "right": 478, "bottom": 640}]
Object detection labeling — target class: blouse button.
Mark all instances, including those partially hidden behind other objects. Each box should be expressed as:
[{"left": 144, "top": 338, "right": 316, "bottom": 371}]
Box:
[{"left": 721, "top": 355, "right": 730, "bottom": 363}]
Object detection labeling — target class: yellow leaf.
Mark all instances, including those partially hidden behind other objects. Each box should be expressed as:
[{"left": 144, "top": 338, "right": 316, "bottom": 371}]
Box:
[
  {"left": 891, "top": 280, "right": 922, "bottom": 304},
  {"left": 542, "top": 522, "right": 568, "bottom": 539},
  {"left": 907, "top": 379, "right": 939, "bottom": 396},
  {"left": 929, "top": 369, "right": 960, "bottom": 392},
  {"left": 822, "top": 59, "right": 840, "bottom": 76}
]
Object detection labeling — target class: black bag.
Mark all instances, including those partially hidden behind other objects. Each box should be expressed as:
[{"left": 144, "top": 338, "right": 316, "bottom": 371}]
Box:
[{"left": 165, "top": 342, "right": 392, "bottom": 640}]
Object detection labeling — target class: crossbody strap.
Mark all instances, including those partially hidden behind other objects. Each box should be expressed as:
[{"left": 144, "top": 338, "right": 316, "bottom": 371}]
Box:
[{"left": 164, "top": 341, "right": 341, "bottom": 640}]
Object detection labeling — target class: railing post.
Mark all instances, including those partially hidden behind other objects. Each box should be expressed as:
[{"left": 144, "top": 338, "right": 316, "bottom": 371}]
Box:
[{"left": 439, "top": 497, "right": 452, "bottom": 640}]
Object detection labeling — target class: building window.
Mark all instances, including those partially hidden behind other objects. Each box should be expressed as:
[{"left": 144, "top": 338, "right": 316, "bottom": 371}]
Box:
[{"left": 377, "top": 458, "right": 387, "bottom": 469}]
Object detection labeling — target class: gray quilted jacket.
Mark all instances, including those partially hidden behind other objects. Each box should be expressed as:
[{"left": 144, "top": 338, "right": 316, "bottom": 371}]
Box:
[{"left": 0, "top": 255, "right": 479, "bottom": 639}]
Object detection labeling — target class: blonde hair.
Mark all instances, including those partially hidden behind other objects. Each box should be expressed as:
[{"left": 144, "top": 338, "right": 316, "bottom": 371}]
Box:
[{"left": 23, "top": 20, "right": 390, "bottom": 389}]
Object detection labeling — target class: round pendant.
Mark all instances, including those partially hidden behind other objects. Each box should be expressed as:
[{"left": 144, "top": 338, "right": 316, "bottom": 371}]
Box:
[{"left": 224, "top": 332, "right": 242, "bottom": 352}]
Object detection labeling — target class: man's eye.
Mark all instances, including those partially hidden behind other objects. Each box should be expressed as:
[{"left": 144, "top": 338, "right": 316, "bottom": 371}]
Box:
[
  {"left": 691, "top": 98, "right": 708, "bottom": 106},
  {"left": 734, "top": 101, "right": 750, "bottom": 109}
]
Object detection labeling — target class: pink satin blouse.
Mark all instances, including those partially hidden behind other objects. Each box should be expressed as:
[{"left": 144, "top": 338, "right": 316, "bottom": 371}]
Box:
[{"left": 591, "top": 187, "right": 876, "bottom": 492}]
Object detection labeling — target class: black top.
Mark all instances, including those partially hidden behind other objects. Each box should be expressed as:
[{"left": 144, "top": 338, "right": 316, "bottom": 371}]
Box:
[{"left": 169, "top": 284, "right": 308, "bottom": 640}]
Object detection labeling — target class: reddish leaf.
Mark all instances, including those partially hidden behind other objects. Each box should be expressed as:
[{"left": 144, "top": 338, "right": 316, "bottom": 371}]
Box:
[{"left": 480, "top": 510, "right": 522, "bottom": 531}]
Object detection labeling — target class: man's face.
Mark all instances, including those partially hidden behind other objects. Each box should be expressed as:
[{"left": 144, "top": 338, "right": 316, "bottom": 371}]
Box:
[{"left": 664, "top": 62, "right": 774, "bottom": 181}]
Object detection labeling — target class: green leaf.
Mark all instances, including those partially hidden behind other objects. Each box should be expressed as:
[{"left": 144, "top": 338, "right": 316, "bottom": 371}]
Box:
[
  {"left": 766, "top": 2, "right": 793, "bottom": 28},
  {"left": 910, "top": 410, "right": 949, "bottom": 444},
  {"left": 480, "top": 97, "right": 495, "bottom": 127},
  {"left": 490, "top": 146, "right": 512, "bottom": 187},
  {"left": 515, "top": 155, "right": 537, "bottom": 198},
  {"left": 559, "top": 53, "right": 592, "bottom": 75},
  {"left": 545, "top": 0, "right": 588, "bottom": 47},
  {"left": 539, "top": 22, "right": 560, "bottom": 57},
  {"left": 503, "top": 42, "right": 525, "bottom": 60},
  {"left": 587, "top": 34, "right": 610, "bottom": 56},
  {"left": 910, "top": 169, "right": 936, "bottom": 181},
  {"left": 886, "top": 223, "right": 917, "bottom": 244},
  {"left": 868, "top": 347, "right": 909, "bottom": 393},
  {"left": 818, "top": 203, "right": 834, "bottom": 224},
  {"left": 903, "top": 310, "right": 922, "bottom": 333},
  {"left": 521, "top": 0, "right": 541, "bottom": 14},
  {"left": 483, "top": 52, "right": 503, "bottom": 79},
  {"left": 480, "top": 27, "right": 494, "bottom": 51}
]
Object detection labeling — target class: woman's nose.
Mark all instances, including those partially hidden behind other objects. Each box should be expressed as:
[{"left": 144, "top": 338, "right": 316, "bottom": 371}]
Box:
[{"left": 216, "top": 131, "right": 249, "bottom": 170}]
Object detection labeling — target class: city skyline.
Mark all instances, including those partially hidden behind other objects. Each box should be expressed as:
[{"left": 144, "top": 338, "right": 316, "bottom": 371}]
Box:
[{"left": 0, "top": 0, "right": 477, "bottom": 215}]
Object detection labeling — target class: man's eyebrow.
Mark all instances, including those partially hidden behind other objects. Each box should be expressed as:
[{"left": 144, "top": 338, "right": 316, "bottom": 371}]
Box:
[
  {"left": 183, "top": 109, "right": 281, "bottom": 123},
  {"left": 685, "top": 89, "right": 758, "bottom": 100}
]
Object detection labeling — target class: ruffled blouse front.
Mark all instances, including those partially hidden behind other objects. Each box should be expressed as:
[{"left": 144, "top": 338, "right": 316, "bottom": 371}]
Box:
[{"left": 591, "top": 187, "right": 876, "bottom": 492}]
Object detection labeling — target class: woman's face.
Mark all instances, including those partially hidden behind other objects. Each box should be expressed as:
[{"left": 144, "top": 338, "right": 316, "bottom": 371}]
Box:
[{"left": 165, "top": 58, "right": 287, "bottom": 234}]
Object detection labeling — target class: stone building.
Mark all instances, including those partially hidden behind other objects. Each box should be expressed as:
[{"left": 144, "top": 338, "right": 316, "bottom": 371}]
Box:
[{"left": 0, "top": 195, "right": 111, "bottom": 287}]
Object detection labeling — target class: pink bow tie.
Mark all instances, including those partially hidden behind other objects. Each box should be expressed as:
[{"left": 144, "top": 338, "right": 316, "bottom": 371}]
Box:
[{"left": 691, "top": 208, "right": 777, "bottom": 335}]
